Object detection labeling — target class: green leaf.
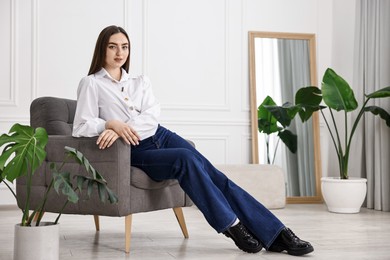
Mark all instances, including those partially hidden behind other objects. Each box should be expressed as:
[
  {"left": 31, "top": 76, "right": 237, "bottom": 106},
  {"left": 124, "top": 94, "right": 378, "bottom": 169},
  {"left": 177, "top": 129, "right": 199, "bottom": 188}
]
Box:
[
  {"left": 258, "top": 96, "right": 279, "bottom": 134},
  {"left": 0, "top": 124, "right": 48, "bottom": 182},
  {"left": 321, "top": 68, "right": 358, "bottom": 112},
  {"left": 365, "top": 86, "right": 390, "bottom": 99},
  {"left": 98, "top": 183, "right": 106, "bottom": 202},
  {"left": 264, "top": 102, "right": 300, "bottom": 127},
  {"left": 295, "top": 86, "right": 323, "bottom": 122},
  {"left": 278, "top": 130, "right": 298, "bottom": 153},
  {"left": 106, "top": 186, "right": 119, "bottom": 204},
  {"left": 364, "top": 106, "right": 390, "bottom": 127},
  {"left": 53, "top": 171, "right": 79, "bottom": 203}
]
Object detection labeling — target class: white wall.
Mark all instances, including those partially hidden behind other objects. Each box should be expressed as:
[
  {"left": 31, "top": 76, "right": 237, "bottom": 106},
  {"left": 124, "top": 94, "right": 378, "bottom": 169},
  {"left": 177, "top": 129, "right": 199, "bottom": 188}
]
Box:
[{"left": 0, "top": 0, "right": 356, "bottom": 204}]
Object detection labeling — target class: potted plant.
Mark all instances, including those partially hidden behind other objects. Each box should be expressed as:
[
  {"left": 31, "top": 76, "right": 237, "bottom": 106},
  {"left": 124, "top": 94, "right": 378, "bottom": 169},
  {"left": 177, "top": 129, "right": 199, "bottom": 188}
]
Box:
[
  {"left": 0, "top": 123, "right": 118, "bottom": 260},
  {"left": 282, "top": 68, "right": 390, "bottom": 213},
  {"left": 257, "top": 95, "right": 298, "bottom": 164}
]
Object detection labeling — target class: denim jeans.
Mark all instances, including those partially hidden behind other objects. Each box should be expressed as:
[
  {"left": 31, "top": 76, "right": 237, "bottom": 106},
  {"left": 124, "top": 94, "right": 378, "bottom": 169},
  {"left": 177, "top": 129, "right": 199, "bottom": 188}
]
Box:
[{"left": 131, "top": 125, "right": 285, "bottom": 248}]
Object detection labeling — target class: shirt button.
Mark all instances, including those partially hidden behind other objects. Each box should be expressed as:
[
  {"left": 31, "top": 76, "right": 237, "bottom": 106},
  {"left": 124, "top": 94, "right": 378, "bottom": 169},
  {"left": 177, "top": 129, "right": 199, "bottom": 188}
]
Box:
[
  {"left": 111, "top": 80, "right": 116, "bottom": 83},
  {"left": 129, "top": 106, "right": 134, "bottom": 110},
  {"left": 124, "top": 97, "right": 129, "bottom": 101}
]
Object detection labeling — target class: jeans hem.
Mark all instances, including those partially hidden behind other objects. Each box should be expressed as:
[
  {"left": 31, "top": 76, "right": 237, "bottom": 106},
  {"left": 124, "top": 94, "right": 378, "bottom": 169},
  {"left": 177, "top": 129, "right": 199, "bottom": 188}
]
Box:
[
  {"left": 218, "top": 216, "right": 238, "bottom": 234},
  {"left": 264, "top": 225, "right": 285, "bottom": 250}
]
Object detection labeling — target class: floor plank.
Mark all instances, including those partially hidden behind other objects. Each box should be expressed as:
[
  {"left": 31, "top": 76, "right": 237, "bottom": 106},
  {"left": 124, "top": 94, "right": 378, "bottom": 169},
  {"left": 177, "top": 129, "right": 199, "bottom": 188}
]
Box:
[{"left": 1, "top": 204, "right": 389, "bottom": 259}]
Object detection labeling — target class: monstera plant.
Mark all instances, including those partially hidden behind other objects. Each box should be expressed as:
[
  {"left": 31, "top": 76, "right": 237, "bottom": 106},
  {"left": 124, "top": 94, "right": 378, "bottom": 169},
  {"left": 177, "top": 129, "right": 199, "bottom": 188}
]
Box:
[{"left": 0, "top": 123, "right": 118, "bottom": 226}]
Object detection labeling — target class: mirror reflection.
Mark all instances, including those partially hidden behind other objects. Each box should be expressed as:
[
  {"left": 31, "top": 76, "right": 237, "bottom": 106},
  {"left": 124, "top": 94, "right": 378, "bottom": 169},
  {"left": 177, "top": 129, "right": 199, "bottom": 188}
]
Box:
[{"left": 249, "top": 32, "right": 322, "bottom": 203}]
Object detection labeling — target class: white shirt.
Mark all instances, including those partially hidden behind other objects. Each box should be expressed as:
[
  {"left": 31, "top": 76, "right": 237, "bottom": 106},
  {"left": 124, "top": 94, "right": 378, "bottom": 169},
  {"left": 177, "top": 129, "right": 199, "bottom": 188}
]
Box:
[{"left": 72, "top": 68, "right": 160, "bottom": 140}]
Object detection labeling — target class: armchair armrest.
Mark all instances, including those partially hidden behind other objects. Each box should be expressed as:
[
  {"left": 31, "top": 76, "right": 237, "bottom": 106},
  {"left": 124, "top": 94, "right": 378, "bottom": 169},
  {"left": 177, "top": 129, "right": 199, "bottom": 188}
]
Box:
[{"left": 45, "top": 135, "right": 132, "bottom": 216}]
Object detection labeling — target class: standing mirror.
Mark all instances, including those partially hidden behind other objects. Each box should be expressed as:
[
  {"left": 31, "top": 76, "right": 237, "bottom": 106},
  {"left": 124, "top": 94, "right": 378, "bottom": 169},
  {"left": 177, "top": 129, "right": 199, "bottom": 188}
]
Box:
[{"left": 249, "top": 31, "right": 322, "bottom": 203}]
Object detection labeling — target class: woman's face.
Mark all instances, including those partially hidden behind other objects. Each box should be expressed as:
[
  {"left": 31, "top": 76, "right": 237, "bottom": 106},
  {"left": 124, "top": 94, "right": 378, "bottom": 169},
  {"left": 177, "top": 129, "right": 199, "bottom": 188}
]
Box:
[{"left": 104, "top": 32, "right": 129, "bottom": 71}]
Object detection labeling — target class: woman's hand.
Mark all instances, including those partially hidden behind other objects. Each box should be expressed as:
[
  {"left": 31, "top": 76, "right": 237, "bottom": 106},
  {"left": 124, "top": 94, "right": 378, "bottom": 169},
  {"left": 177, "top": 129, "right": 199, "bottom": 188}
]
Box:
[
  {"left": 96, "top": 129, "right": 120, "bottom": 149},
  {"left": 105, "top": 120, "right": 140, "bottom": 145}
]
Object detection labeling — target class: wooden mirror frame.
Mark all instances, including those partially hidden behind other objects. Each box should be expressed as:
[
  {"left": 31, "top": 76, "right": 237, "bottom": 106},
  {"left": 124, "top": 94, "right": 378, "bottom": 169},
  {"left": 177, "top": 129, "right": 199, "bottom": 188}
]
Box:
[{"left": 249, "top": 31, "right": 322, "bottom": 203}]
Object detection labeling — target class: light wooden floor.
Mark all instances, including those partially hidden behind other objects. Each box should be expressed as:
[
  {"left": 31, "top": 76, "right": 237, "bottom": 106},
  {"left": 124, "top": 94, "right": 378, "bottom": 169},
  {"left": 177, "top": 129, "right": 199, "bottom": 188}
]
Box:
[{"left": 1, "top": 204, "right": 389, "bottom": 260}]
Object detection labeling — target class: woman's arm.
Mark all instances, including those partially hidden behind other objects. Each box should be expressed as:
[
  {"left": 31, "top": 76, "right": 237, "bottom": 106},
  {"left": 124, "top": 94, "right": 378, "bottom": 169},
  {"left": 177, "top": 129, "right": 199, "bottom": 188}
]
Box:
[{"left": 72, "top": 77, "right": 106, "bottom": 137}]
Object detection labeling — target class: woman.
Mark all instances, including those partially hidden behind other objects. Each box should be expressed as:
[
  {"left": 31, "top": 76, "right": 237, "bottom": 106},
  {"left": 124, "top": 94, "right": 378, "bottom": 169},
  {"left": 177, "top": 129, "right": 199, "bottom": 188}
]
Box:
[{"left": 73, "top": 25, "right": 314, "bottom": 256}]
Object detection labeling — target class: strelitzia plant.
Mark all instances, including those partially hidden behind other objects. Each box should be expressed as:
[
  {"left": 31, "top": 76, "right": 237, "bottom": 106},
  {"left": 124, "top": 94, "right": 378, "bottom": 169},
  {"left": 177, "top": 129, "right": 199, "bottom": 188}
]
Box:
[
  {"left": 257, "top": 96, "right": 298, "bottom": 164},
  {"left": 0, "top": 123, "right": 118, "bottom": 226},
  {"left": 282, "top": 68, "right": 390, "bottom": 179}
]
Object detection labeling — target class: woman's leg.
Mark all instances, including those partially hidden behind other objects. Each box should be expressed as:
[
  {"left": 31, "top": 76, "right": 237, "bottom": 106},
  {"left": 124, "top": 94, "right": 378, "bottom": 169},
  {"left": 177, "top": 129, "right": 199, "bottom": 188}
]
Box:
[
  {"left": 132, "top": 126, "right": 284, "bottom": 248},
  {"left": 154, "top": 126, "right": 285, "bottom": 248}
]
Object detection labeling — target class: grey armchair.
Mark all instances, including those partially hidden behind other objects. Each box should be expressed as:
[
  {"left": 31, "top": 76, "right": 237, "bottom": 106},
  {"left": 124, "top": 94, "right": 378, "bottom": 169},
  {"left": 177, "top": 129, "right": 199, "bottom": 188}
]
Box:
[{"left": 16, "top": 96, "right": 193, "bottom": 253}]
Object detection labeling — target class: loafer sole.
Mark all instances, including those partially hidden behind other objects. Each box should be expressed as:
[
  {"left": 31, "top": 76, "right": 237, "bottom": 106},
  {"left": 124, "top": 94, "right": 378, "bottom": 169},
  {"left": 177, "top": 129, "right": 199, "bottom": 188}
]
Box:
[
  {"left": 269, "top": 245, "right": 314, "bottom": 256},
  {"left": 224, "top": 232, "right": 263, "bottom": 253}
]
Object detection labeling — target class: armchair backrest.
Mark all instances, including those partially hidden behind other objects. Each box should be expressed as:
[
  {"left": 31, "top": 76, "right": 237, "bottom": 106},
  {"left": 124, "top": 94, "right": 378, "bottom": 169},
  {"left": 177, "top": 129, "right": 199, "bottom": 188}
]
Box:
[{"left": 30, "top": 97, "right": 77, "bottom": 135}]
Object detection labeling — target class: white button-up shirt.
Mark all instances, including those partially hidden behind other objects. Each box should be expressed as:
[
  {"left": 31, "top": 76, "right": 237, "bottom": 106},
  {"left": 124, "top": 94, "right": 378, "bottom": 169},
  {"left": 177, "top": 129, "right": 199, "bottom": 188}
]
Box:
[{"left": 72, "top": 68, "right": 160, "bottom": 140}]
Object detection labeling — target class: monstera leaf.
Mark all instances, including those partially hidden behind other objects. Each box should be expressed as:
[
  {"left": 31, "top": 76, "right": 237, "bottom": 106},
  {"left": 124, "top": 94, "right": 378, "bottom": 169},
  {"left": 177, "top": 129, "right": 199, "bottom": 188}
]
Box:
[{"left": 0, "top": 124, "right": 48, "bottom": 182}]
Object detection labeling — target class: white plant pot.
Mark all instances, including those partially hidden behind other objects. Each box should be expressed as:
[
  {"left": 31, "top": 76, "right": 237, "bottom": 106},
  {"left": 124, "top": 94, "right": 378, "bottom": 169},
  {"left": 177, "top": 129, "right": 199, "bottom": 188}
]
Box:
[
  {"left": 321, "top": 177, "right": 367, "bottom": 213},
  {"left": 14, "top": 222, "right": 59, "bottom": 260}
]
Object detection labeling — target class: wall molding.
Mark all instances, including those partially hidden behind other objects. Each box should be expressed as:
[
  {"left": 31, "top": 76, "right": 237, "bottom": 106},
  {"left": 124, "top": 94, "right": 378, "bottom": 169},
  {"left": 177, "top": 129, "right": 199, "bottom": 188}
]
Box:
[
  {"left": 123, "top": 0, "right": 128, "bottom": 30},
  {"left": 142, "top": 0, "right": 230, "bottom": 111},
  {"left": 184, "top": 134, "right": 229, "bottom": 163},
  {"left": 31, "top": 0, "right": 39, "bottom": 100},
  {"left": 161, "top": 118, "right": 250, "bottom": 127},
  {"left": 0, "top": 0, "right": 18, "bottom": 106}
]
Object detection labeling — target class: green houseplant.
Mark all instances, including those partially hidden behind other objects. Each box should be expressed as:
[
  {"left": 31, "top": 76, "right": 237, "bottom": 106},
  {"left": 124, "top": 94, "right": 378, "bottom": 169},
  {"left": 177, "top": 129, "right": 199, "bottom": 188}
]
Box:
[
  {"left": 294, "top": 68, "right": 390, "bottom": 179},
  {"left": 257, "top": 96, "right": 298, "bottom": 164},
  {"left": 282, "top": 68, "right": 390, "bottom": 213},
  {"left": 0, "top": 123, "right": 118, "bottom": 259},
  {"left": 0, "top": 123, "right": 118, "bottom": 226}
]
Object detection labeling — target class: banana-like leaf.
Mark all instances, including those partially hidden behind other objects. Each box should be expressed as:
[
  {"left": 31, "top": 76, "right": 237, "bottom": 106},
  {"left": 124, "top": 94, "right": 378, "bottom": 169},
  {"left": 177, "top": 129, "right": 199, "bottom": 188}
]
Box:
[
  {"left": 295, "top": 86, "right": 323, "bottom": 122},
  {"left": 53, "top": 171, "right": 79, "bottom": 203},
  {"left": 365, "top": 86, "right": 390, "bottom": 99},
  {"left": 278, "top": 130, "right": 298, "bottom": 153},
  {"left": 364, "top": 106, "right": 390, "bottom": 127},
  {"left": 0, "top": 124, "right": 48, "bottom": 182},
  {"left": 258, "top": 119, "right": 281, "bottom": 134},
  {"left": 264, "top": 102, "right": 300, "bottom": 127},
  {"left": 321, "top": 68, "right": 358, "bottom": 112},
  {"left": 258, "top": 96, "right": 279, "bottom": 134}
]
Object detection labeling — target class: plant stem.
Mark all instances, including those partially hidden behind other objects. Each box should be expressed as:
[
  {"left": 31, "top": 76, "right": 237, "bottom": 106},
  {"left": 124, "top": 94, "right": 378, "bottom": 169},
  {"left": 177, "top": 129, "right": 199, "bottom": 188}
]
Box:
[
  {"left": 54, "top": 200, "right": 69, "bottom": 224},
  {"left": 32, "top": 178, "right": 54, "bottom": 226},
  {"left": 320, "top": 109, "right": 341, "bottom": 166},
  {"left": 343, "top": 98, "right": 371, "bottom": 179},
  {"left": 265, "top": 135, "right": 270, "bottom": 164},
  {"left": 329, "top": 109, "right": 345, "bottom": 178},
  {"left": 22, "top": 164, "right": 33, "bottom": 226},
  {"left": 272, "top": 137, "right": 281, "bottom": 165}
]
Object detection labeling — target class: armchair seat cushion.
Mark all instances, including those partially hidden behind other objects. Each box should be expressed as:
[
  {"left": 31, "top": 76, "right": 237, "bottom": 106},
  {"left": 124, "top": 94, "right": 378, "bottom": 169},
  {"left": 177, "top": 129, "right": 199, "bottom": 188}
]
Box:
[{"left": 131, "top": 167, "right": 178, "bottom": 190}]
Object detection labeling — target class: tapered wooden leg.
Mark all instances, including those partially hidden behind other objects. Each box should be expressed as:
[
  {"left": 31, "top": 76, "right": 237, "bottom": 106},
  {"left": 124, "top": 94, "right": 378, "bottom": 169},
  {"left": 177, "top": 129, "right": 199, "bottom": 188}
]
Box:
[
  {"left": 173, "top": 207, "right": 189, "bottom": 238},
  {"left": 93, "top": 215, "right": 100, "bottom": 231},
  {"left": 125, "top": 214, "right": 132, "bottom": 253}
]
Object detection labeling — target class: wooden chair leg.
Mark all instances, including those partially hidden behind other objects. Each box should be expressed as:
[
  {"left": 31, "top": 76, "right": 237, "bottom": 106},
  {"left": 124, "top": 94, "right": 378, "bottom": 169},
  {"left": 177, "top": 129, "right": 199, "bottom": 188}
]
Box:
[
  {"left": 173, "top": 207, "right": 189, "bottom": 238},
  {"left": 125, "top": 214, "right": 132, "bottom": 254},
  {"left": 93, "top": 215, "right": 100, "bottom": 231}
]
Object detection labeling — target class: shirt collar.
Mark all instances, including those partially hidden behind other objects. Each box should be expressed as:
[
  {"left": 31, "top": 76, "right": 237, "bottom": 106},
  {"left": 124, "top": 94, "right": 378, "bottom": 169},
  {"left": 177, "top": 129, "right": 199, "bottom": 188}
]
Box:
[{"left": 95, "top": 68, "right": 130, "bottom": 82}]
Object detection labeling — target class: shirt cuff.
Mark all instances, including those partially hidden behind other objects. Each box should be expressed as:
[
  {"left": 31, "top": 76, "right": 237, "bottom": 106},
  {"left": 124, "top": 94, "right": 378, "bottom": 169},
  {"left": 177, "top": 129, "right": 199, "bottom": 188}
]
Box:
[{"left": 96, "top": 121, "right": 106, "bottom": 134}]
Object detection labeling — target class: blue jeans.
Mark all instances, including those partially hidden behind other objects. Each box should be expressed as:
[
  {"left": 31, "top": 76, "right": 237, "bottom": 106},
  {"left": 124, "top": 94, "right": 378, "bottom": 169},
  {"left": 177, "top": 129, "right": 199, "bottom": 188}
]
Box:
[{"left": 131, "top": 125, "right": 285, "bottom": 248}]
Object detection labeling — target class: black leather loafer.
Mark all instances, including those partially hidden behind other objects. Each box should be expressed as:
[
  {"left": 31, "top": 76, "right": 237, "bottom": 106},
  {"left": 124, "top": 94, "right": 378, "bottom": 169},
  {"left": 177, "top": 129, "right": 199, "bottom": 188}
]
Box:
[
  {"left": 223, "top": 222, "right": 263, "bottom": 253},
  {"left": 269, "top": 227, "right": 314, "bottom": 256}
]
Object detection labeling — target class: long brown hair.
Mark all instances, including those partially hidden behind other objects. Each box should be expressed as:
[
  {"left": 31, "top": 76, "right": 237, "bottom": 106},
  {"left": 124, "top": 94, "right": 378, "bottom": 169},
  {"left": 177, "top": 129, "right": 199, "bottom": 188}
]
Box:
[{"left": 88, "top": 25, "right": 131, "bottom": 75}]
